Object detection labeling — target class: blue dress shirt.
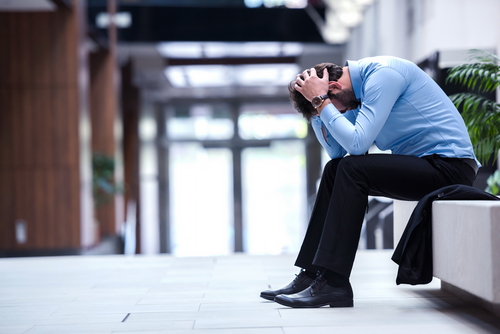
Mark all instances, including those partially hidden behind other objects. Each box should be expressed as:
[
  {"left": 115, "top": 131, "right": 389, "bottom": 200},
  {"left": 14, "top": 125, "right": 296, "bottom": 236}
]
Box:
[{"left": 311, "top": 56, "right": 479, "bottom": 166}]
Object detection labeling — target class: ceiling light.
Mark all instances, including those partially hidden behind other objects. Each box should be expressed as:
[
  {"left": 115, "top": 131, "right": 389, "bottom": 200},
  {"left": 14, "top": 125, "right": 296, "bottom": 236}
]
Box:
[{"left": 157, "top": 42, "right": 203, "bottom": 59}]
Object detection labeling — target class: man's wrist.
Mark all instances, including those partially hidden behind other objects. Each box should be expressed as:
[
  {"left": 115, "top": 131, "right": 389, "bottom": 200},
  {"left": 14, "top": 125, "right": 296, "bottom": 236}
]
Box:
[
  {"left": 311, "top": 94, "right": 329, "bottom": 108},
  {"left": 316, "top": 98, "right": 331, "bottom": 115}
]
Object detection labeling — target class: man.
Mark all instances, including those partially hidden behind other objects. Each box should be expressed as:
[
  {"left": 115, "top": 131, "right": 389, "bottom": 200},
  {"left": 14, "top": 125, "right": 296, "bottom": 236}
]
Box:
[{"left": 260, "top": 56, "right": 479, "bottom": 308}]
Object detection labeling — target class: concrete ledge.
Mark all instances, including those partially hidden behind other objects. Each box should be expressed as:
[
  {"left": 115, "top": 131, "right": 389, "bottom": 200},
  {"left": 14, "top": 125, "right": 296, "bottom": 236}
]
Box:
[
  {"left": 393, "top": 199, "right": 500, "bottom": 316},
  {"left": 432, "top": 201, "right": 500, "bottom": 303},
  {"left": 442, "top": 281, "right": 500, "bottom": 318},
  {"left": 393, "top": 200, "right": 418, "bottom": 247}
]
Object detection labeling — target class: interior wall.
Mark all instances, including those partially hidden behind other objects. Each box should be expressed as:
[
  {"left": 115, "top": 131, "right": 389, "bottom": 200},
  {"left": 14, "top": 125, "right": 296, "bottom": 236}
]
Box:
[
  {"left": 0, "top": 1, "right": 94, "bottom": 254},
  {"left": 89, "top": 0, "right": 123, "bottom": 239},
  {"left": 121, "top": 60, "right": 141, "bottom": 254},
  {"left": 346, "top": 0, "right": 500, "bottom": 63},
  {"left": 410, "top": 0, "right": 500, "bottom": 63}
]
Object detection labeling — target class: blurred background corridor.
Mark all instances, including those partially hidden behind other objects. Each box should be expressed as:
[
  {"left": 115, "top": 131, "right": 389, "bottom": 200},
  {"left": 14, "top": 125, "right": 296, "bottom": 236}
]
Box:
[{"left": 1, "top": 0, "right": 499, "bottom": 258}]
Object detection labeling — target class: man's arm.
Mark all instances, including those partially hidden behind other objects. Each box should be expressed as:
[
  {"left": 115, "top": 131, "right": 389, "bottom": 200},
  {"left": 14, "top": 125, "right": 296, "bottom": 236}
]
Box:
[
  {"left": 320, "top": 68, "right": 406, "bottom": 155},
  {"left": 310, "top": 117, "right": 347, "bottom": 159}
]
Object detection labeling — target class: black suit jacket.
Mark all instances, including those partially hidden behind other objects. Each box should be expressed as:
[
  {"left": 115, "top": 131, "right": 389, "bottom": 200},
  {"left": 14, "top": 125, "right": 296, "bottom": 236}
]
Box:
[{"left": 391, "top": 184, "right": 500, "bottom": 285}]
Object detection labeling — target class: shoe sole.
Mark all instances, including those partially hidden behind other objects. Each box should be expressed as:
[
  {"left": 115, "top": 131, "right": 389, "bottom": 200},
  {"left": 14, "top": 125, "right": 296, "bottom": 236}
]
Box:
[
  {"left": 329, "top": 300, "right": 354, "bottom": 308},
  {"left": 260, "top": 293, "right": 276, "bottom": 301},
  {"left": 274, "top": 297, "right": 353, "bottom": 308}
]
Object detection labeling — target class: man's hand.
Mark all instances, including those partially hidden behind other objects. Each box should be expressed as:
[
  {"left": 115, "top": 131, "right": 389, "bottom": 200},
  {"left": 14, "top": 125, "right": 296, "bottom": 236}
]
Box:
[{"left": 294, "top": 68, "right": 330, "bottom": 102}]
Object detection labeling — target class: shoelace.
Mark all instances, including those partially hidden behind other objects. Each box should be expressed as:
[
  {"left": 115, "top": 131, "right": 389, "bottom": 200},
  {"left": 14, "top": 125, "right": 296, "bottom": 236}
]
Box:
[
  {"left": 309, "top": 274, "right": 327, "bottom": 291},
  {"left": 293, "top": 269, "right": 307, "bottom": 283}
]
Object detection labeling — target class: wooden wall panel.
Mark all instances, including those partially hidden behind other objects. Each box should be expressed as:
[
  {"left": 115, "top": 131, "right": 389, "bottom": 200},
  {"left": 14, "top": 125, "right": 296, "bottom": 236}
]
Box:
[
  {"left": 32, "top": 168, "right": 46, "bottom": 248},
  {"left": 0, "top": 17, "right": 8, "bottom": 84},
  {"left": 90, "top": 51, "right": 119, "bottom": 237},
  {"left": 6, "top": 15, "right": 19, "bottom": 86},
  {"left": 13, "top": 93, "right": 22, "bottom": 167},
  {"left": 30, "top": 89, "right": 45, "bottom": 167},
  {"left": 50, "top": 14, "right": 71, "bottom": 86},
  {"left": 32, "top": 14, "right": 51, "bottom": 87},
  {"left": 0, "top": 169, "right": 14, "bottom": 248},
  {"left": 0, "top": 90, "right": 13, "bottom": 168},
  {"left": 89, "top": 0, "right": 121, "bottom": 238},
  {"left": 53, "top": 88, "right": 71, "bottom": 166},
  {"left": 0, "top": 0, "right": 94, "bottom": 254},
  {"left": 121, "top": 61, "right": 140, "bottom": 253},
  {"left": 12, "top": 169, "right": 29, "bottom": 250}
]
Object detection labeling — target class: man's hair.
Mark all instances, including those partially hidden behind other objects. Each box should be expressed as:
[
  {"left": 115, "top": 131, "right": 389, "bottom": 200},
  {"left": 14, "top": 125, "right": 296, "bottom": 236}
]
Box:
[{"left": 288, "top": 62, "right": 344, "bottom": 122}]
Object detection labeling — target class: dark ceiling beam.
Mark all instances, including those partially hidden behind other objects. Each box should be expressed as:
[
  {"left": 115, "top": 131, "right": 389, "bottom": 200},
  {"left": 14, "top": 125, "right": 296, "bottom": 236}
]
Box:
[
  {"left": 88, "top": 6, "right": 325, "bottom": 43},
  {"left": 50, "top": 0, "right": 72, "bottom": 9}
]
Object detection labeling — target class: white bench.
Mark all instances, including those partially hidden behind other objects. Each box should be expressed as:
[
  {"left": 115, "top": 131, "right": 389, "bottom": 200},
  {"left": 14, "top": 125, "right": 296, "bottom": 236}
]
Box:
[{"left": 393, "top": 199, "right": 500, "bottom": 317}]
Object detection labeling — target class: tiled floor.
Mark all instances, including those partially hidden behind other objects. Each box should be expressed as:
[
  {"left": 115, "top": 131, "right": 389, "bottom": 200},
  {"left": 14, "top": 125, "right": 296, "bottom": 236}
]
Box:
[{"left": 1, "top": 250, "right": 499, "bottom": 333}]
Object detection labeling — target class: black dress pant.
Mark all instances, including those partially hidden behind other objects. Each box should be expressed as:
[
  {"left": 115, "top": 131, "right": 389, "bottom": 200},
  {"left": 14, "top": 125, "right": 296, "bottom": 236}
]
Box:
[{"left": 294, "top": 154, "right": 476, "bottom": 277}]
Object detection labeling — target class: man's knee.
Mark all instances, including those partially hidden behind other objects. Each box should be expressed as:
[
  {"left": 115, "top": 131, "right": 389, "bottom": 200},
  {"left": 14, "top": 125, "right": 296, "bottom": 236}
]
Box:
[
  {"left": 324, "top": 158, "right": 342, "bottom": 174},
  {"left": 337, "top": 155, "right": 369, "bottom": 175},
  {"left": 337, "top": 155, "right": 357, "bottom": 170}
]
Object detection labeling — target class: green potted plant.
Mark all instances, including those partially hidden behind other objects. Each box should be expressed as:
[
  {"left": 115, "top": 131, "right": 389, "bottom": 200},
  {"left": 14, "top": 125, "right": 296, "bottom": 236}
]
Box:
[
  {"left": 92, "top": 152, "right": 124, "bottom": 207},
  {"left": 446, "top": 49, "right": 500, "bottom": 195}
]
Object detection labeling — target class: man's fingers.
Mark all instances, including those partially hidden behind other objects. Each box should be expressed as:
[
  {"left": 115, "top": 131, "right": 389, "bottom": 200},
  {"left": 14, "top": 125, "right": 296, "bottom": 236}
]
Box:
[
  {"left": 302, "top": 69, "right": 310, "bottom": 79},
  {"left": 294, "top": 67, "right": 326, "bottom": 99},
  {"left": 322, "top": 68, "right": 328, "bottom": 80}
]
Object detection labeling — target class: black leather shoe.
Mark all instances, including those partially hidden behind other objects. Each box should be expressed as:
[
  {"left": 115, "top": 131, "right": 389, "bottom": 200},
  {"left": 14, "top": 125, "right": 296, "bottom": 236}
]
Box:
[
  {"left": 260, "top": 270, "right": 314, "bottom": 301},
  {"left": 274, "top": 276, "right": 353, "bottom": 308}
]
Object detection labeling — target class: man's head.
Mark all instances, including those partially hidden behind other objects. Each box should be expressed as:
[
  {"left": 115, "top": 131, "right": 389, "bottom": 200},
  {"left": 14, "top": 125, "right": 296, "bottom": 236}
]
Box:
[{"left": 289, "top": 63, "right": 359, "bottom": 121}]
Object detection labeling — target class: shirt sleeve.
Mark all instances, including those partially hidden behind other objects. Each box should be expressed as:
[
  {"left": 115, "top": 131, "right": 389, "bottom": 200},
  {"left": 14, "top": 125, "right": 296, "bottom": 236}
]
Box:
[
  {"left": 310, "top": 116, "right": 347, "bottom": 159},
  {"left": 319, "top": 67, "right": 407, "bottom": 155}
]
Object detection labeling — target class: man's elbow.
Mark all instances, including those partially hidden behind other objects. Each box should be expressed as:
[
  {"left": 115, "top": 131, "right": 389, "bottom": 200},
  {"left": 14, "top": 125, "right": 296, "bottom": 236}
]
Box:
[
  {"left": 344, "top": 133, "right": 370, "bottom": 156},
  {"left": 347, "top": 146, "right": 368, "bottom": 156}
]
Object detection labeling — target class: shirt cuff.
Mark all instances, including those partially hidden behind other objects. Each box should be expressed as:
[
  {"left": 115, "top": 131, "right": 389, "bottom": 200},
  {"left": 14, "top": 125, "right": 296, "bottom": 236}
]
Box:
[{"left": 319, "top": 103, "right": 343, "bottom": 125}]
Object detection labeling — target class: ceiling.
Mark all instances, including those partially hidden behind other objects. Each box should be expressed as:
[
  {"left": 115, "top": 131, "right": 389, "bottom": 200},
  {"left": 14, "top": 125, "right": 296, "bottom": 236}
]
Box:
[
  {"left": 0, "top": 0, "right": 71, "bottom": 11},
  {"left": 99, "top": 2, "right": 345, "bottom": 101},
  {"left": 119, "top": 41, "right": 345, "bottom": 103},
  {"left": 1, "top": 0, "right": 349, "bottom": 102}
]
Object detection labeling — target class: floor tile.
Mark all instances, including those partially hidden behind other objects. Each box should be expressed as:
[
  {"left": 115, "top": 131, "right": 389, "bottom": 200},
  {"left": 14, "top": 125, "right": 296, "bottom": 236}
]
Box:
[{"left": 0, "top": 251, "right": 499, "bottom": 333}]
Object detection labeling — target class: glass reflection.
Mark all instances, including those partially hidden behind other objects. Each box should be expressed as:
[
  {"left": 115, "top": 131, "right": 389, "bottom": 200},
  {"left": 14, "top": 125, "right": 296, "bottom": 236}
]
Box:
[
  {"left": 168, "top": 104, "right": 234, "bottom": 140},
  {"left": 238, "top": 109, "right": 307, "bottom": 140},
  {"left": 170, "top": 143, "right": 233, "bottom": 256},
  {"left": 242, "top": 140, "right": 307, "bottom": 254}
]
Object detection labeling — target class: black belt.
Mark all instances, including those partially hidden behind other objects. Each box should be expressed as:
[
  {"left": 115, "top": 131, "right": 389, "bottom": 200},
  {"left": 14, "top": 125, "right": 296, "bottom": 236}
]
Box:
[{"left": 461, "top": 158, "right": 479, "bottom": 175}]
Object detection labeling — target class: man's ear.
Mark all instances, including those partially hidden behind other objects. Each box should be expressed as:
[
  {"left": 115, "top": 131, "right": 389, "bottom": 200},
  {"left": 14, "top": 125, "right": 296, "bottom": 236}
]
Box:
[{"left": 328, "top": 81, "right": 342, "bottom": 93}]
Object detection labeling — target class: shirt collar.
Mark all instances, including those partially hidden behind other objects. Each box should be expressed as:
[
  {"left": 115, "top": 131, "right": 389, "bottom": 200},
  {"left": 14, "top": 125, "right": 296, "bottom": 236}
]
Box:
[{"left": 345, "top": 60, "right": 362, "bottom": 100}]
